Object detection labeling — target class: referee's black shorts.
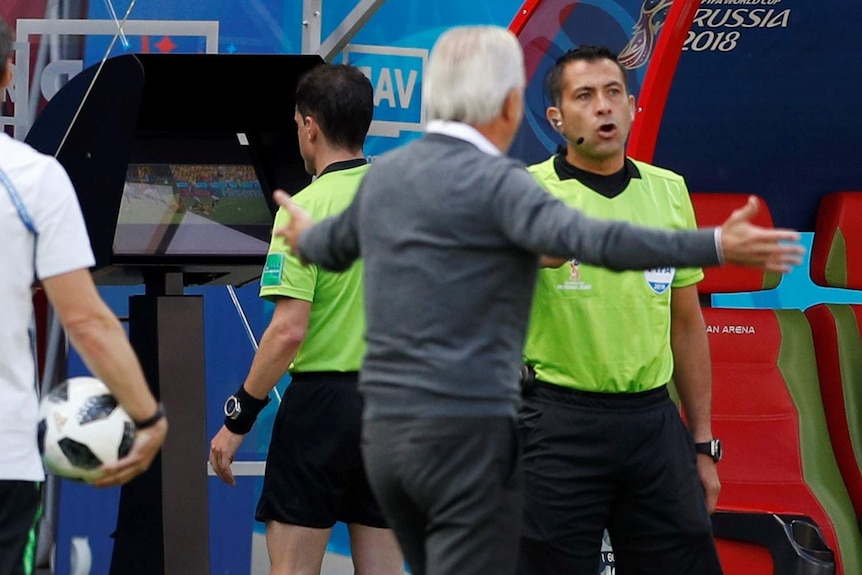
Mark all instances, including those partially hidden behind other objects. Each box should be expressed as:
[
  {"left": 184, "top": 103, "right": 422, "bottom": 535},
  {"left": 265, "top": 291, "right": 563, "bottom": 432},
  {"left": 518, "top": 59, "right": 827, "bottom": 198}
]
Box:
[
  {"left": 0, "top": 481, "right": 41, "bottom": 575},
  {"left": 255, "top": 371, "right": 388, "bottom": 529},
  {"left": 518, "top": 382, "right": 722, "bottom": 575}
]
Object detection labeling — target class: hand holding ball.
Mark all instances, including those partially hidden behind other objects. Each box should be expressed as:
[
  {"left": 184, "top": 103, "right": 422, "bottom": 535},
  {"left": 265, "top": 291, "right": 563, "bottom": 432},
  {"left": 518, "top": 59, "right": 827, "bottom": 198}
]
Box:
[{"left": 38, "top": 377, "right": 135, "bottom": 483}]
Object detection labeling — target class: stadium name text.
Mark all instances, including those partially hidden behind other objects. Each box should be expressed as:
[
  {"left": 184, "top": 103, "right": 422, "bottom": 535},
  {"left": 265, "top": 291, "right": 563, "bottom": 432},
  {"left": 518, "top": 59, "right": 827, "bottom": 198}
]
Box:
[
  {"left": 705, "top": 325, "right": 757, "bottom": 334},
  {"left": 683, "top": 8, "right": 790, "bottom": 53}
]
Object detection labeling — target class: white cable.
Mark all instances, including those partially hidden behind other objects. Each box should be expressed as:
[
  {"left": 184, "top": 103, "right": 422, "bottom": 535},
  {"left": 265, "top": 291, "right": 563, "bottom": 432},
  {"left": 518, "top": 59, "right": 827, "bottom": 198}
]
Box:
[
  {"left": 54, "top": 0, "right": 138, "bottom": 157},
  {"left": 101, "top": 0, "right": 130, "bottom": 49},
  {"left": 226, "top": 285, "right": 282, "bottom": 403}
]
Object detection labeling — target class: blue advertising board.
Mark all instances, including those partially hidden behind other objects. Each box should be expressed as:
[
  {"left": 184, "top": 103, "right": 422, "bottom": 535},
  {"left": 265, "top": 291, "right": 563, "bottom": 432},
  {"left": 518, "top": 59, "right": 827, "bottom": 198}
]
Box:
[{"left": 656, "top": 0, "right": 862, "bottom": 232}]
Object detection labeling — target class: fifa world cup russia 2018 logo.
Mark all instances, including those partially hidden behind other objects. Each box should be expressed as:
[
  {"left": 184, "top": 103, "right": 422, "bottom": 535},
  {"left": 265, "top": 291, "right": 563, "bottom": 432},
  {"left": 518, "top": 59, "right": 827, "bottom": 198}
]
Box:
[{"left": 618, "top": 0, "right": 674, "bottom": 69}]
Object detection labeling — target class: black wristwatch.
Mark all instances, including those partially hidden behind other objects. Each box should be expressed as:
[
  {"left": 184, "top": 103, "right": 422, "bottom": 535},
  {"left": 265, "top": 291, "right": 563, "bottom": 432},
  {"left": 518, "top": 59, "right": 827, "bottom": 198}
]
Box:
[
  {"left": 694, "top": 439, "right": 722, "bottom": 463},
  {"left": 224, "top": 395, "right": 242, "bottom": 420},
  {"left": 222, "top": 387, "right": 270, "bottom": 435}
]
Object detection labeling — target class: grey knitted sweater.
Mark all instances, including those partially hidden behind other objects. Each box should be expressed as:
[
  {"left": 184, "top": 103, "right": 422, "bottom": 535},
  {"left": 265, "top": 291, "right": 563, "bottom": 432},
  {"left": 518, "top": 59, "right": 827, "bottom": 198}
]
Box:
[{"left": 298, "top": 133, "right": 719, "bottom": 419}]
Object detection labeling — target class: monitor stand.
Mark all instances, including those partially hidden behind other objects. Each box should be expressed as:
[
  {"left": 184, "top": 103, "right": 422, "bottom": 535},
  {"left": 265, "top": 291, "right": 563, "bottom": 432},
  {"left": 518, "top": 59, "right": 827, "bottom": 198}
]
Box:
[{"left": 110, "top": 270, "right": 210, "bottom": 575}]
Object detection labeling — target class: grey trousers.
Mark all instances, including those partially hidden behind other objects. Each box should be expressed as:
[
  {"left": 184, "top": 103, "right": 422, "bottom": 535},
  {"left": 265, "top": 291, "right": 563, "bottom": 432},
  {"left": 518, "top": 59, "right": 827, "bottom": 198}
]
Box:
[{"left": 362, "top": 416, "right": 522, "bottom": 575}]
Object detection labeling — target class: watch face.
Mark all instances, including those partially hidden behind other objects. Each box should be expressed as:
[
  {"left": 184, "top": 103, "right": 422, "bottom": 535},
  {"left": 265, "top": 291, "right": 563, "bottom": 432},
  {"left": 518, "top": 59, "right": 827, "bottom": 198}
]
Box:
[
  {"left": 712, "top": 439, "right": 722, "bottom": 462},
  {"left": 224, "top": 395, "right": 240, "bottom": 419}
]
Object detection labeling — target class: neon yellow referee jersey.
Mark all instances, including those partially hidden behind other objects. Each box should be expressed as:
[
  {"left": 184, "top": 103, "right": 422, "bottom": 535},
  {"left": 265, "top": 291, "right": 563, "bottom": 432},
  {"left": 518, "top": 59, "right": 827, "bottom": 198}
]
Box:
[
  {"left": 523, "top": 157, "right": 703, "bottom": 393},
  {"left": 260, "top": 164, "right": 368, "bottom": 373}
]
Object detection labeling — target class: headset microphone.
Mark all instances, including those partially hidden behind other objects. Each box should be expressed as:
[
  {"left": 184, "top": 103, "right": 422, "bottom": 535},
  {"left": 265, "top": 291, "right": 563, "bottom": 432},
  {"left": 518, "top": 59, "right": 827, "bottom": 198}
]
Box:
[{"left": 575, "top": 137, "right": 585, "bottom": 146}]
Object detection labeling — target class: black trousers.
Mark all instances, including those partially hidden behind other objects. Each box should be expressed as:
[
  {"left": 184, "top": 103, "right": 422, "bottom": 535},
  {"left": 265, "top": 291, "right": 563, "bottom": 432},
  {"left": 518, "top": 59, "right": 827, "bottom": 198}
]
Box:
[
  {"left": 363, "top": 416, "right": 522, "bottom": 575},
  {"left": 517, "top": 383, "right": 723, "bottom": 575},
  {"left": 0, "top": 481, "right": 41, "bottom": 575}
]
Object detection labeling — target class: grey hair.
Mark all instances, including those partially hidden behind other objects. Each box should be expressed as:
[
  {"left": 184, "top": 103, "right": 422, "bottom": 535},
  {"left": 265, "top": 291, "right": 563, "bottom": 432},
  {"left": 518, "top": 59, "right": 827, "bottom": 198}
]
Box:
[{"left": 424, "top": 25, "right": 525, "bottom": 125}]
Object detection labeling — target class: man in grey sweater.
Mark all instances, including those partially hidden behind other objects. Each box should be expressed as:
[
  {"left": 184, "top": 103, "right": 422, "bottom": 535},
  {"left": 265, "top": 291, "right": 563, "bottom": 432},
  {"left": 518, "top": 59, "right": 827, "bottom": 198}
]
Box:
[{"left": 272, "top": 25, "right": 802, "bottom": 575}]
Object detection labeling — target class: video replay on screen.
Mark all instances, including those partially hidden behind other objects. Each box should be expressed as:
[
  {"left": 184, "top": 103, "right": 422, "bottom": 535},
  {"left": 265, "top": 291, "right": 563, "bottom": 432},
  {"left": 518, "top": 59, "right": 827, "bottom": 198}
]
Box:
[{"left": 113, "top": 163, "right": 274, "bottom": 258}]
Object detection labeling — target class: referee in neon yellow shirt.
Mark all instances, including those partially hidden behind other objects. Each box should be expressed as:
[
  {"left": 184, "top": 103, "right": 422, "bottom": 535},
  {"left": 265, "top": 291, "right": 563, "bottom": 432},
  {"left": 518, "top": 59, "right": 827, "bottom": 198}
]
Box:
[
  {"left": 209, "top": 64, "right": 402, "bottom": 575},
  {"left": 518, "top": 46, "right": 723, "bottom": 575}
]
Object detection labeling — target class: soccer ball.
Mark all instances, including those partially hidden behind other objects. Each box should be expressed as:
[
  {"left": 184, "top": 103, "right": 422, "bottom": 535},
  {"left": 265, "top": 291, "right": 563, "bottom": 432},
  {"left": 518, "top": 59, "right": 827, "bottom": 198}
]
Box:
[{"left": 38, "top": 376, "right": 135, "bottom": 482}]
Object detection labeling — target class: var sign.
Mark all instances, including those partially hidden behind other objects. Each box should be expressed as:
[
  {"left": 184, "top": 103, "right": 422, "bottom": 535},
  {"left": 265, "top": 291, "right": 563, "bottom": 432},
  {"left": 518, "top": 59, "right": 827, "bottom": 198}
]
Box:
[{"left": 343, "top": 44, "right": 428, "bottom": 137}]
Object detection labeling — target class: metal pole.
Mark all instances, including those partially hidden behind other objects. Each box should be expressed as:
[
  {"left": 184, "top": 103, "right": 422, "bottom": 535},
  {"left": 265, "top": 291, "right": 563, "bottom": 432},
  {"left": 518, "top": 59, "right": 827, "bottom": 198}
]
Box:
[
  {"left": 302, "top": 0, "right": 388, "bottom": 61},
  {"left": 301, "top": 0, "right": 322, "bottom": 54},
  {"left": 318, "top": 0, "right": 387, "bottom": 63}
]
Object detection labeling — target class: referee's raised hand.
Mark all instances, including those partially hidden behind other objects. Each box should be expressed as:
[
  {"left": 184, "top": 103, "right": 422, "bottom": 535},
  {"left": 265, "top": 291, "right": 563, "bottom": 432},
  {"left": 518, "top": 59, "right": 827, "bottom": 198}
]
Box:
[
  {"left": 272, "top": 189, "right": 313, "bottom": 258},
  {"left": 719, "top": 195, "right": 805, "bottom": 273}
]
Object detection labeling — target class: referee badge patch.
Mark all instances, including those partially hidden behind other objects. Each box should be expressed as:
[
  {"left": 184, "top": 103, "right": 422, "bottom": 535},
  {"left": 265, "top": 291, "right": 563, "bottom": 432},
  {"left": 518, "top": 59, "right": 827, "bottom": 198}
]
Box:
[
  {"left": 261, "top": 254, "right": 285, "bottom": 286},
  {"left": 644, "top": 267, "right": 675, "bottom": 295}
]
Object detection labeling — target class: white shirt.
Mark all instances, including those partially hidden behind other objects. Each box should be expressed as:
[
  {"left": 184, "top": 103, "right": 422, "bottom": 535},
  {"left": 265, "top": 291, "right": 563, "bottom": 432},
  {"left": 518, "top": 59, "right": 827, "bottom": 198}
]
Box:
[
  {"left": 425, "top": 120, "right": 502, "bottom": 157},
  {"left": 0, "top": 133, "right": 95, "bottom": 481}
]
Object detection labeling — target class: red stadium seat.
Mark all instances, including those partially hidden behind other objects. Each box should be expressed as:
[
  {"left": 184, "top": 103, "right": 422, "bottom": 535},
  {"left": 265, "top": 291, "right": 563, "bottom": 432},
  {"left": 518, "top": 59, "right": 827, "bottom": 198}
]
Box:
[
  {"left": 690, "top": 193, "right": 862, "bottom": 575},
  {"left": 806, "top": 191, "right": 862, "bottom": 527},
  {"left": 805, "top": 303, "right": 862, "bottom": 524},
  {"left": 689, "top": 193, "right": 781, "bottom": 294},
  {"left": 810, "top": 192, "right": 862, "bottom": 290}
]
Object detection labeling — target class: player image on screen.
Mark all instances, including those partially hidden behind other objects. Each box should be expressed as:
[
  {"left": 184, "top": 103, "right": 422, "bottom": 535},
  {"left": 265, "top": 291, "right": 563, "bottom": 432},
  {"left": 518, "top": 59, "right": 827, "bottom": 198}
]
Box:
[{"left": 114, "top": 163, "right": 273, "bottom": 258}]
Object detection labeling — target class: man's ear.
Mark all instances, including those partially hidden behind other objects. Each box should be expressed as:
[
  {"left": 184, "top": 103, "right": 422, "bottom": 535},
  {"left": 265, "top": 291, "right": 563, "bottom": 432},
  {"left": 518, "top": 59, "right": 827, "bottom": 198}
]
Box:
[
  {"left": 501, "top": 88, "right": 523, "bottom": 124},
  {"left": 546, "top": 107, "right": 563, "bottom": 130},
  {"left": 304, "top": 115, "right": 319, "bottom": 142}
]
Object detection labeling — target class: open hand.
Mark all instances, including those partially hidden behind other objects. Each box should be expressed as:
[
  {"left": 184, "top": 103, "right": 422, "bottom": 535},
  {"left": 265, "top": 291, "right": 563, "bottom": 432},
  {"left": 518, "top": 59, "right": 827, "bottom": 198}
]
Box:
[{"left": 719, "top": 196, "right": 805, "bottom": 272}]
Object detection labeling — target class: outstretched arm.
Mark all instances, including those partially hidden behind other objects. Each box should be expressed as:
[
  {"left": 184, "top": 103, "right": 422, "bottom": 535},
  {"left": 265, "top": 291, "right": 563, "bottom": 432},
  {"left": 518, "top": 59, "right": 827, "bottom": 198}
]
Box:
[{"left": 497, "top": 167, "right": 803, "bottom": 273}]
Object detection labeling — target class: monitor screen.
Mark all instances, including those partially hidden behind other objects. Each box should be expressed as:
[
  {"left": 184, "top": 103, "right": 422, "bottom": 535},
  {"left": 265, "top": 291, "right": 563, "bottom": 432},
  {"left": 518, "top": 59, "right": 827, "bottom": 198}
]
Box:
[{"left": 114, "top": 163, "right": 273, "bottom": 258}]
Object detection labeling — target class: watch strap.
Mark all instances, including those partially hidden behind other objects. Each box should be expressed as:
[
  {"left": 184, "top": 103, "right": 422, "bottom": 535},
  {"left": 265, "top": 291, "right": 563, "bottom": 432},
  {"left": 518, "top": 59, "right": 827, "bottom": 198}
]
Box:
[
  {"left": 694, "top": 439, "right": 721, "bottom": 463},
  {"left": 134, "top": 402, "right": 166, "bottom": 430},
  {"left": 223, "top": 386, "right": 271, "bottom": 434}
]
